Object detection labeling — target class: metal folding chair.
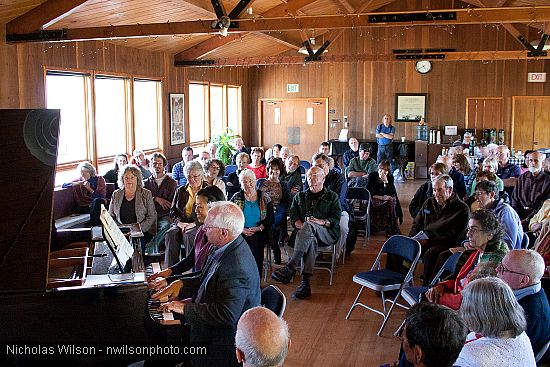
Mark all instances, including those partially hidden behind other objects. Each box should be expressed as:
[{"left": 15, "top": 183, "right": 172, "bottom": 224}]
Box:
[
  {"left": 261, "top": 285, "right": 286, "bottom": 318},
  {"left": 346, "top": 187, "right": 371, "bottom": 245}
]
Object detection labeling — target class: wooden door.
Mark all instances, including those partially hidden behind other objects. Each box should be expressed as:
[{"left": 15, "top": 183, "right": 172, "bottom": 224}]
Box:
[
  {"left": 260, "top": 98, "right": 328, "bottom": 161},
  {"left": 465, "top": 97, "right": 504, "bottom": 141},
  {"left": 512, "top": 97, "right": 550, "bottom": 152}
]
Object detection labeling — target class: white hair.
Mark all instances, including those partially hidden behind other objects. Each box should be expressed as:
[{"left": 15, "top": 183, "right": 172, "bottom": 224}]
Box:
[
  {"left": 77, "top": 161, "right": 97, "bottom": 177},
  {"left": 207, "top": 201, "right": 244, "bottom": 237},
  {"left": 184, "top": 160, "right": 205, "bottom": 179},
  {"left": 239, "top": 169, "right": 257, "bottom": 185}
]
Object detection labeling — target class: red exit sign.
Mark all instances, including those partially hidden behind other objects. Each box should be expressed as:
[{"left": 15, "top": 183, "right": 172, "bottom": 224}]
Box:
[{"left": 528, "top": 73, "right": 546, "bottom": 82}]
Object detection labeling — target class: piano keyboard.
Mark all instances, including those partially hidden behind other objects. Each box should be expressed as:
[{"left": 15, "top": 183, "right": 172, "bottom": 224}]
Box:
[{"left": 145, "top": 262, "right": 180, "bottom": 326}]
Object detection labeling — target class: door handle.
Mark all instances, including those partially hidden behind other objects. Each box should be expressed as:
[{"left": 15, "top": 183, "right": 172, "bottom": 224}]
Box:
[{"left": 534, "top": 141, "right": 539, "bottom": 145}]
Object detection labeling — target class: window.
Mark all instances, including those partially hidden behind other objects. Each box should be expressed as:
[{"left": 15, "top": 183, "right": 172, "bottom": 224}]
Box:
[
  {"left": 45, "top": 70, "right": 162, "bottom": 185},
  {"left": 189, "top": 82, "right": 241, "bottom": 143}
]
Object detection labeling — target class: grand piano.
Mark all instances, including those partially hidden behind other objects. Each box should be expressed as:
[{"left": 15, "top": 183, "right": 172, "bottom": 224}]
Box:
[{"left": 0, "top": 110, "right": 156, "bottom": 366}]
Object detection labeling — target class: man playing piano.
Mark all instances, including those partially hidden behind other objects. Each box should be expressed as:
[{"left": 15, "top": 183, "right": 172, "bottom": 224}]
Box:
[{"left": 158, "top": 201, "right": 261, "bottom": 367}]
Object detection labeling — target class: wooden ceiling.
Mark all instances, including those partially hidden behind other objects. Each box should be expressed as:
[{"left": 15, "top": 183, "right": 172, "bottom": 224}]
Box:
[{"left": 2, "top": 0, "right": 550, "bottom": 65}]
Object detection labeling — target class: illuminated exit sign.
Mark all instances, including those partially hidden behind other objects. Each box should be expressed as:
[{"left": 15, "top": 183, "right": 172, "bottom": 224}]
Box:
[
  {"left": 528, "top": 73, "right": 546, "bottom": 82},
  {"left": 287, "top": 84, "right": 299, "bottom": 93}
]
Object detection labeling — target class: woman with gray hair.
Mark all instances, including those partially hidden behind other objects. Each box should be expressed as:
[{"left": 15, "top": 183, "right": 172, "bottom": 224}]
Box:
[
  {"left": 456, "top": 276, "right": 536, "bottom": 367},
  {"left": 163, "top": 160, "right": 208, "bottom": 267},
  {"left": 231, "top": 169, "right": 274, "bottom": 277},
  {"left": 109, "top": 165, "right": 156, "bottom": 252},
  {"left": 63, "top": 161, "right": 106, "bottom": 226},
  {"left": 470, "top": 156, "right": 504, "bottom": 194}
]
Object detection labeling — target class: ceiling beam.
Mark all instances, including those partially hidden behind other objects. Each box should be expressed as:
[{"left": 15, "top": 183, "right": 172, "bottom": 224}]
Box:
[
  {"left": 178, "top": 0, "right": 216, "bottom": 16},
  {"left": 261, "top": 0, "right": 318, "bottom": 17},
  {"left": 9, "top": 6, "right": 550, "bottom": 43},
  {"left": 252, "top": 32, "right": 301, "bottom": 50},
  {"left": 174, "top": 33, "right": 243, "bottom": 60},
  {"left": 332, "top": 0, "right": 355, "bottom": 13},
  {"left": 176, "top": 50, "right": 550, "bottom": 66},
  {"left": 6, "top": 0, "right": 88, "bottom": 34}
]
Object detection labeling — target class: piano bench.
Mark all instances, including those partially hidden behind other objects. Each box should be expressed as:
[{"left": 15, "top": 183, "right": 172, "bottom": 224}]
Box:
[{"left": 55, "top": 213, "right": 90, "bottom": 229}]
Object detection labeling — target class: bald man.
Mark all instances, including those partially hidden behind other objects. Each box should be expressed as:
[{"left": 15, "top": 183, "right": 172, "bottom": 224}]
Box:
[
  {"left": 512, "top": 151, "right": 550, "bottom": 228},
  {"left": 235, "top": 307, "right": 290, "bottom": 367},
  {"left": 437, "top": 155, "right": 466, "bottom": 199},
  {"left": 496, "top": 145, "right": 521, "bottom": 184},
  {"left": 497, "top": 250, "right": 550, "bottom": 356},
  {"left": 343, "top": 137, "right": 360, "bottom": 167}
]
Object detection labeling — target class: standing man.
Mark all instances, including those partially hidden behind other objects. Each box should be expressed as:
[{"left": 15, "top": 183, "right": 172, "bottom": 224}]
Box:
[
  {"left": 172, "top": 146, "right": 194, "bottom": 186},
  {"left": 160, "top": 202, "right": 260, "bottom": 367},
  {"left": 343, "top": 137, "right": 359, "bottom": 168},
  {"left": 144, "top": 153, "right": 177, "bottom": 253},
  {"left": 375, "top": 114, "right": 395, "bottom": 164}
]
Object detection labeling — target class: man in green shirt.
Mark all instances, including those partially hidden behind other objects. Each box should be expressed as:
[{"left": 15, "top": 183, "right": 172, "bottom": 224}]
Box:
[{"left": 345, "top": 143, "right": 377, "bottom": 187}]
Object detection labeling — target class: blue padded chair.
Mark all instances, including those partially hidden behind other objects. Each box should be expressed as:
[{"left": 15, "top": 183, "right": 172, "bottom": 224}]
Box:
[
  {"left": 261, "top": 285, "right": 286, "bottom": 318},
  {"left": 224, "top": 164, "right": 238, "bottom": 176},
  {"left": 299, "top": 160, "right": 311, "bottom": 170},
  {"left": 256, "top": 178, "right": 267, "bottom": 189},
  {"left": 345, "top": 235, "right": 421, "bottom": 336},
  {"left": 346, "top": 187, "right": 371, "bottom": 244}
]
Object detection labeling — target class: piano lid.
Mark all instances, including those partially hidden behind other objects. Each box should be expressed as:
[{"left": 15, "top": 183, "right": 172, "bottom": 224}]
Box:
[{"left": 0, "top": 109, "right": 60, "bottom": 293}]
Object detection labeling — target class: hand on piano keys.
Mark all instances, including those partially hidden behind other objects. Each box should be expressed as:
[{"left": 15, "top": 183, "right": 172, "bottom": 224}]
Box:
[
  {"left": 147, "top": 296, "right": 181, "bottom": 326},
  {"left": 147, "top": 267, "right": 172, "bottom": 283},
  {"left": 159, "top": 300, "right": 185, "bottom": 315},
  {"left": 151, "top": 279, "right": 183, "bottom": 302}
]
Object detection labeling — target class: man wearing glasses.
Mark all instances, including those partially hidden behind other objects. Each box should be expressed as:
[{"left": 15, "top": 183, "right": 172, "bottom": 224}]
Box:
[
  {"left": 159, "top": 201, "right": 260, "bottom": 367},
  {"left": 497, "top": 249, "right": 550, "bottom": 357}
]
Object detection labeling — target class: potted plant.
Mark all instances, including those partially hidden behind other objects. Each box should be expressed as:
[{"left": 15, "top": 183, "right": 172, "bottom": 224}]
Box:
[{"left": 211, "top": 130, "right": 237, "bottom": 165}]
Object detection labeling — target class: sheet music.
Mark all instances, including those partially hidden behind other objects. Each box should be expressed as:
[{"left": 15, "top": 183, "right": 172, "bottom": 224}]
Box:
[{"left": 100, "top": 205, "right": 134, "bottom": 259}]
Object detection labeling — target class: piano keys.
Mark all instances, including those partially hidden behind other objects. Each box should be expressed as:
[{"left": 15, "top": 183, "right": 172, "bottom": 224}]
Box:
[{"left": 145, "top": 262, "right": 180, "bottom": 326}]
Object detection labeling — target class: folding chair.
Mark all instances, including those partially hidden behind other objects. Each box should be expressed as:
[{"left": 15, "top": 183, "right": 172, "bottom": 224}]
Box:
[
  {"left": 299, "top": 160, "right": 311, "bottom": 170},
  {"left": 261, "top": 285, "right": 287, "bottom": 318},
  {"left": 346, "top": 187, "right": 371, "bottom": 245},
  {"left": 536, "top": 340, "right": 550, "bottom": 363},
  {"left": 394, "top": 251, "right": 463, "bottom": 336},
  {"left": 224, "top": 164, "right": 237, "bottom": 176},
  {"left": 345, "top": 235, "right": 421, "bottom": 336},
  {"left": 521, "top": 232, "right": 529, "bottom": 249}
]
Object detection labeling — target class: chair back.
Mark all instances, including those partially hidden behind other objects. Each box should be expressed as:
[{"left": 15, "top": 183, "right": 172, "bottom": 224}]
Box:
[
  {"left": 428, "top": 251, "right": 463, "bottom": 287},
  {"left": 381, "top": 235, "right": 421, "bottom": 264},
  {"left": 299, "top": 160, "right": 311, "bottom": 170},
  {"left": 346, "top": 187, "right": 371, "bottom": 201},
  {"left": 224, "top": 164, "right": 238, "bottom": 176},
  {"left": 521, "top": 232, "right": 529, "bottom": 249},
  {"left": 299, "top": 165, "right": 306, "bottom": 175},
  {"left": 261, "top": 285, "right": 286, "bottom": 318},
  {"left": 256, "top": 178, "right": 267, "bottom": 189}
]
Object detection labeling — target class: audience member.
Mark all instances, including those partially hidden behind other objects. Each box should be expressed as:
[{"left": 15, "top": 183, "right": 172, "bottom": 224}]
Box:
[
  {"left": 456, "top": 277, "right": 536, "bottom": 367},
  {"left": 375, "top": 114, "right": 395, "bottom": 164},
  {"left": 272, "top": 166, "right": 341, "bottom": 299},
  {"left": 172, "top": 146, "right": 194, "bottom": 186},
  {"left": 227, "top": 151, "right": 250, "bottom": 196},
  {"left": 345, "top": 143, "right": 377, "bottom": 188},
  {"left": 235, "top": 307, "right": 290, "bottom": 367},
  {"left": 462, "top": 131, "right": 473, "bottom": 150},
  {"left": 474, "top": 180, "right": 523, "bottom": 249},
  {"left": 319, "top": 141, "right": 340, "bottom": 170},
  {"left": 131, "top": 149, "right": 152, "bottom": 179},
  {"left": 497, "top": 250, "right": 550, "bottom": 356},
  {"left": 543, "top": 156, "right": 550, "bottom": 174},
  {"left": 109, "top": 165, "right": 156, "bottom": 252},
  {"left": 529, "top": 198, "right": 550, "bottom": 233},
  {"left": 231, "top": 169, "right": 274, "bottom": 277},
  {"left": 470, "top": 157, "right": 504, "bottom": 193},
  {"left": 409, "top": 162, "right": 447, "bottom": 219},
  {"left": 410, "top": 175, "right": 469, "bottom": 285},
  {"left": 147, "top": 186, "right": 225, "bottom": 293},
  {"left": 259, "top": 158, "right": 290, "bottom": 264},
  {"left": 366, "top": 160, "right": 402, "bottom": 236},
  {"left": 496, "top": 145, "right": 521, "bottom": 186},
  {"left": 204, "top": 158, "right": 226, "bottom": 196},
  {"left": 159, "top": 202, "right": 260, "bottom": 367},
  {"left": 271, "top": 144, "right": 282, "bottom": 159},
  {"left": 425, "top": 209, "right": 508, "bottom": 310},
  {"left": 103, "top": 153, "right": 128, "bottom": 189},
  {"left": 343, "top": 137, "right": 359, "bottom": 167},
  {"left": 282, "top": 154, "right": 303, "bottom": 197},
  {"left": 437, "top": 155, "right": 466, "bottom": 199},
  {"left": 512, "top": 151, "right": 550, "bottom": 229},
  {"left": 452, "top": 154, "right": 475, "bottom": 198},
  {"left": 65, "top": 161, "right": 106, "bottom": 226},
  {"left": 144, "top": 152, "right": 177, "bottom": 253},
  {"left": 232, "top": 137, "right": 251, "bottom": 164},
  {"left": 280, "top": 146, "right": 290, "bottom": 162},
  {"left": 206, "top": 142, "right": 217, "bottom": 159},
  {"left": 398, "top": 303, "right": 467, "bottom": 367},
  {"left": 248, "top": 147, "right": 268, "bottom": 179},
  {"left": 196, "top": 151, "right": 211, "bottom": 167},
  {"left": 164, "top": 161, "right": 208, "bottom": 267}
]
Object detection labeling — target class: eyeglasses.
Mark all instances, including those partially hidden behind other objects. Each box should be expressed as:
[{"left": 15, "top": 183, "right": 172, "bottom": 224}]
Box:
[
  {"left": 210, "top": 166, "right": 220, "bottom": 170},
  {"left": 467, "top": 226, "right": 485, "bottom": 233},
  {"left": 473, "top": 191, "right": 487, "bottom": 197},
  {"left": 497, "top": 263, "right": 528, "bottom": 277}
]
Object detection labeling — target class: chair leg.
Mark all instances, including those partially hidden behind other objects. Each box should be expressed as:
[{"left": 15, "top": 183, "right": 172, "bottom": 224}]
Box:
[
  {"left": 394, "top": 319, "right": 406, "bottom": 337},
  {"left": 377, "top": 290, "right": 403, "bottom": 336},
  {"left": 345, "top": 286, "right": 364, "bottom": 319}
]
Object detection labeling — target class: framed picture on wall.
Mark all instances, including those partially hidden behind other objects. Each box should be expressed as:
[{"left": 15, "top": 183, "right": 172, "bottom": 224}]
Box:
[
  {"left": 395, "top": 93, "right": 427, "bottom": 122},
  {"left": 170, "top": 93, "right": 185, "bottom": 145}
]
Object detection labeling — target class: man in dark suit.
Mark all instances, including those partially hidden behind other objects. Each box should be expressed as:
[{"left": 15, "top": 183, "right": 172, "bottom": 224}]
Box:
[
  {"left": 160, "top": 201, "right": 261, "bottom": 367},
  {"left": 497, "top": 249, "right": 550, "bottom": 357}
]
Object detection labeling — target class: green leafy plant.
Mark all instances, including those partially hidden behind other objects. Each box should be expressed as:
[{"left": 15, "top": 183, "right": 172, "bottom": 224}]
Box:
[{"left": 211, "top": 130, "right": 237, "bottom": 165}]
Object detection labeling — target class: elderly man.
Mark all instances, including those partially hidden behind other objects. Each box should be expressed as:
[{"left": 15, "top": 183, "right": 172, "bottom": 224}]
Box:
[
  {"left": 345, "top": 143, "right": 377, "bottom": 188},
  {"left": 437, "top": 155, "right": 466, "bottom": 199},
  {"left": 160, "top": 202, "right": 260, "bottom": 367},
  {"left": 232, "top": 137, "right": 251, "bottom": 164},
  {"left": 410, "top": 175, "right": 470, "bottom": 285},
  {"left": 496, "top": 145, "right": 521, "bottom": 184},
  {"left": 206, "top": 142, "right": 217, "bottom": 159},
  {"left": 399, "top": 303, "right": 467, "bottom": 367},
  {"left": 343, "top": 137, "right": 359, "bottom": 167},
  {"left": 512, "top": 151, "right": 550, "bottom": 229},
  {"left": 375, "top": 114, "right": 395, "bottom": 164},
  {"left": 144, "top": 152, "right": 177, "bottom": 253},
  {"left": 474, "top": 180, "right": 523, "bottom": 250},
  {"left": 235, "top": 307, "right": 290, "bottom": 367},
  {"left": 172, "top": 146, "right": 194, "bottom": 186},
  {"left": 272, "top": 166, "right": 341, "bottom": 299},
  {"left": 497, "top": 249, "right": 550, "bottom": 356}
]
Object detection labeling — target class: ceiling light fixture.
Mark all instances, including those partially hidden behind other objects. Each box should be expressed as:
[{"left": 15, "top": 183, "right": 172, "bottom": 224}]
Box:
[
  {"left": 212, "top": 16, "right": 231, "bottom": 37},
  {"left": 298, "top": 38, "right": 328, "bottom": 55}
]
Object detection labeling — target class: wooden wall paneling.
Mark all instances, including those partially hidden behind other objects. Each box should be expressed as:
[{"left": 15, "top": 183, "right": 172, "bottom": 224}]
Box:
[
  {"left": 17, "top": 43, "right": 45, "bottom": 108},
  {"left": 511, "top": 96, "right": 536, "bottom": 152},
  {"left": 533, "top": 98, "right": 550, "bottom": 151},
  {"left": 0, "top": 23, "right": 20, "bottom": 108}
]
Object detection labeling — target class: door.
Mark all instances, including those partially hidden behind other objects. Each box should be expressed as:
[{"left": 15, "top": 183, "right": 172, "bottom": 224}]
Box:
[
  {"left": 512, "top": 97, "right": 550, "bottom": 152},
  {"left": 260, "top": 98, "right": 328, "bottom": 162}
]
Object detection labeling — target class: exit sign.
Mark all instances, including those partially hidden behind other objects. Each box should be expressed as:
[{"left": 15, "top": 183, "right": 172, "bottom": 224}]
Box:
[
  {"left": 528, "top": 73, "right": 546, "bottom": 82},
  {"left": 287, "top": 84, "right": 299, "bottom": 93}
]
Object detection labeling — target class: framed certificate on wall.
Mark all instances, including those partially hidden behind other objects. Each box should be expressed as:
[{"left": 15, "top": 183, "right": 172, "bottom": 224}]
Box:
[{"left": 395, "top": 93, "right": 427, "bottom": 122}]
